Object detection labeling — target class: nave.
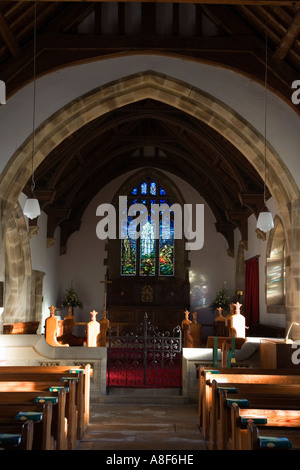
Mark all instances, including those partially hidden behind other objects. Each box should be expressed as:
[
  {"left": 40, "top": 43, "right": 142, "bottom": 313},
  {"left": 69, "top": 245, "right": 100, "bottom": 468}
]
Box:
[{"left": 77, "top": 399, "right": 207, "bottom": 451}]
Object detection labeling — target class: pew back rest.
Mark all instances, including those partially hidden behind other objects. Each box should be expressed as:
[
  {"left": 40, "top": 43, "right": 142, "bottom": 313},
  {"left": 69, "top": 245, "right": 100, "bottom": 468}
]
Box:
[{"left": 207, "top": 374, "right": 300, "bottom": 385}]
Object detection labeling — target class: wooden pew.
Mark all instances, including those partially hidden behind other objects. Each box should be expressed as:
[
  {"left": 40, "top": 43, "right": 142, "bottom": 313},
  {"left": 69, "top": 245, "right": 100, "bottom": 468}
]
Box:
[
  {"left": 0, "top": 379, "right": 77, "bottom": 450},
  {"left": 202, "top": 374, "right": 300, "bottom": 442},
  {"left": 0, "top": 420, "right": 34, "bottom": 450},
  {"left": 198, "top": 366, "right": 300, "bottom": 429},
  {"left": 0, "top": 366, "right": 88, "bottom": 437},
  {"left": 0, "top": 401, "right": 54, "bottom": 450},
  {"left": 231, "top": 403, "right": 300, "bottom": 450},
  {"left": 247, "top": 420, "right": 300, "bottom": 450},
  {"left": 0, "top": 364, "right": 91, "bottom": 430},
  {"left": 0, "top": 388, "right": 67, "bottom": 450},
  {"left": 0, "top": 365, "right": 90, "bottom": 449},
  {"left": 214, "top": 383, "right": 300, "bottom": 450}
]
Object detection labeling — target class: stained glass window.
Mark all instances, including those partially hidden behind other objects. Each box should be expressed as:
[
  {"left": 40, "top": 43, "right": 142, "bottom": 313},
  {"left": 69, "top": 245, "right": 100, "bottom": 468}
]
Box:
[
  {"left": 141, "top": 181, "right": 147, "bottom": 195},
  {"left": 140, "top": 221, "right": 156, "bottom": 276},
  {"left": 121, "top": 236, "right": 137, "bottom": 275},
  {"left": 150, "top": 181, "right": 156, "bottom": 195},
  {"left": 120, "top": 176, "right": 175, "bottom": 277},
  {"left": 159, "top": 219, "right": 174, "bottom": 276},
  {"left": 120, "top": 214, "right": 137, "bottom": 275}
]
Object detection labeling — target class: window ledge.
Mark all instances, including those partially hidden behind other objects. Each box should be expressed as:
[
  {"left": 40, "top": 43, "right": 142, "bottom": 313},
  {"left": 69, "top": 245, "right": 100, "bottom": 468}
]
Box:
[{"left": 266, "top": 304, "right": 286, "bottom": 314}]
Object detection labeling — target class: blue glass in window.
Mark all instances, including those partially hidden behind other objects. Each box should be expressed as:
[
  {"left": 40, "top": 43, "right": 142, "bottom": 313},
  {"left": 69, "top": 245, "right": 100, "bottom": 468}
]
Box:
[
  {"left": 141, "top": 181, "right": 147, "bottom": 195},
  {"left": 130, "top": 198, "right": 138, "bottom": 206},
  {"left": 150, "top": 181, "right": 156, "bottom": 195}
]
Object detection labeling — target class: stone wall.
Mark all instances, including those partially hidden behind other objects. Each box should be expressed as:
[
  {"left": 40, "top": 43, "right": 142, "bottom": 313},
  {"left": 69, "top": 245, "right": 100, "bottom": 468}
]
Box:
[{"left": 0, "top": 334, "right": 107, "bottom": 399}]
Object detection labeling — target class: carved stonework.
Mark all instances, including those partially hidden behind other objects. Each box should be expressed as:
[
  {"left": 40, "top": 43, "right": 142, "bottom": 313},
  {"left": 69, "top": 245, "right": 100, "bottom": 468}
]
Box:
[
  {"left": 39, "top": 362, "right": 60, "bottom": 366},
  {"left": 141, "top": 285, "right": 153, "bottom": 303},
  {"left": 28, "top": 225, "right": 39, "bottom": 238},
  {"left": 255, "top": 227, "right": 267, "bottom": 241}
]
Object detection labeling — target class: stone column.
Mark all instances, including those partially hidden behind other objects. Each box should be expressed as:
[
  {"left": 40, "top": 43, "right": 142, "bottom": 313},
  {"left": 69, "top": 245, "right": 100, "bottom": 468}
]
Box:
[{"left": 285, "top": 199, "right": 300, "bottom": 340}]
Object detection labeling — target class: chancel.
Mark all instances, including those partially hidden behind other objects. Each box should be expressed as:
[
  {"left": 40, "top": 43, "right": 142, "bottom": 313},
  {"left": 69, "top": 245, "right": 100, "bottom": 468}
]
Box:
[{"left": 1, "top": 0, "right": 300, "bottom": 451}]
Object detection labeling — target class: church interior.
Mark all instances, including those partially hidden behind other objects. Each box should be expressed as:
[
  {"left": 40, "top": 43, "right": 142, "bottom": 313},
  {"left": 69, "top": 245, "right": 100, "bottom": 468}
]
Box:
[{"left": 0, "top": 0, "right": 300, "bottom": 452}]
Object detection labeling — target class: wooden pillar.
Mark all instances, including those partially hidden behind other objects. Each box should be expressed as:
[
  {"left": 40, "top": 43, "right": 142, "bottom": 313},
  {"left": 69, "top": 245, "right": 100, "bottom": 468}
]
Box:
[
  {"left": 87, "top": 310, "right": 100, "bottom": 347},
  {"left": 45, "top": 305, "right": 68, "bottom": 347},
  {"left": 98, "top": 310, "right": 110, "bottom": 347}
]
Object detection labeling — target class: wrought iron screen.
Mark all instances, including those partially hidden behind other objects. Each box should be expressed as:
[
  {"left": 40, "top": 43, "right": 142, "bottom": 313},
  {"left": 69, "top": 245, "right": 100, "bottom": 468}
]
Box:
[{"left": 107, "top": 313, "right": 182, "bottom": 392}]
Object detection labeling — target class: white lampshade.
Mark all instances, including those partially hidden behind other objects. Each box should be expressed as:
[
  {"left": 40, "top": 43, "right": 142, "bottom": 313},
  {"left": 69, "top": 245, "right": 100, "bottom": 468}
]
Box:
[
  {"left": 23, "top": 197, "right": 41, "bottom": 219},
  {"left": 257, "top": 206, "right": 274, "bottom": 232}
]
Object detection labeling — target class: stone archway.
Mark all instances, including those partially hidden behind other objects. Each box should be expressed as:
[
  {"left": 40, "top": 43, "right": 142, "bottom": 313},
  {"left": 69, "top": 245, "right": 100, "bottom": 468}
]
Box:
[{"left": 1, "top": 70, "right": 299, "bottom": 330}]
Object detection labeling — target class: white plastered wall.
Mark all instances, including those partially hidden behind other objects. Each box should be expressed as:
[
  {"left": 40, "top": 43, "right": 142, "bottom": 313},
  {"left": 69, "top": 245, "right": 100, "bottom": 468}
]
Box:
[{"left": 0, "top": 55, "right": 298, "bottom": 328}]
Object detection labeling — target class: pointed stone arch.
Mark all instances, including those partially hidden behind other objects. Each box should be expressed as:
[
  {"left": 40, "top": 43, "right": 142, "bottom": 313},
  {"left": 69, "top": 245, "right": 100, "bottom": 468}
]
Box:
[
  {"left": 1, "top": 71, "right": 298, "bottom": 232},
  {"left": 0, "top": 70, "right": 299, "bottom": 330}
]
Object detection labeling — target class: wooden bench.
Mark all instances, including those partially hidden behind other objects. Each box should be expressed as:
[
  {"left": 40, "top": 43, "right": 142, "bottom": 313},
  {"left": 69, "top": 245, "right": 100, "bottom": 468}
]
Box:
[
  {"left": 247, "top": 420, "right": 300, "bottom": 450},
  {"left": 231, "top": 403, "right": 300, "bottom": 450},
  {"left": 0, "top": 377, "right": 77, "bottom": 449},
  {"left": 0, "top": 364, "right": 91, "bottom": 429},
  {"left": 0, "top": 420, "right": 34, "bottom": 450},
  {"left": 214, "top": 382, "right": 300, "bottom": 450},
  {"left": 202, "top": 372, "right": 300, "bottom": 443},
  {"left": 198, "top": 366, "right": 300, "bottom": 428},
  {"left": 0, "top": 365, "right": 91, "bottom": 436},
  {"left": 0, "top": 401, "right": 54, "bottom": 450},
  {"left": 0, "top": 388, "right": 67, "bottom": 450}
]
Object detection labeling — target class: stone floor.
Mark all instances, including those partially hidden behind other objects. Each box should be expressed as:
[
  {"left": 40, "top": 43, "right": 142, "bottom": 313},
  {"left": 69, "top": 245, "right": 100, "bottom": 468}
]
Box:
[{"left": 77, "top": 402, "right": 208, "bottom": 451}]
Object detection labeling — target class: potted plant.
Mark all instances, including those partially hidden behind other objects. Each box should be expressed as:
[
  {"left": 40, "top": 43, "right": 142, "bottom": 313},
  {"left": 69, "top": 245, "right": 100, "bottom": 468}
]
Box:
[
  {"left": 211, "top": 283, "right": 231, "bottom": 312},
  {"left": 61, "top": 283, "right": 83, "bottom": 316}
]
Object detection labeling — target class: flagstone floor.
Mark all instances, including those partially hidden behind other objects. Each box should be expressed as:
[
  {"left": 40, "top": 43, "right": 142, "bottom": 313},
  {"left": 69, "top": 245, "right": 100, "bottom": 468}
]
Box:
[{"left": 77, "top": 403, "right": 208, "bottom": 451}]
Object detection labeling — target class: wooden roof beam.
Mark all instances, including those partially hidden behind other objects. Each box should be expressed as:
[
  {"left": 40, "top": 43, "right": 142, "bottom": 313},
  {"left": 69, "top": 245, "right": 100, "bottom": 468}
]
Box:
[
  {"left": 0, "top": 11, "right": 22, "bottom": 59},
  {"left": 3, "top": 0, "right": 300, "bottom": 5},
  {"left": 42, "top": 3, "right": 95, "bottom": 33},
  {"left": 200, "top": 4, "right": 253, "bottom": 35},
  {"left": 273, "top": 9, "right": 300, "bottom": 60}
]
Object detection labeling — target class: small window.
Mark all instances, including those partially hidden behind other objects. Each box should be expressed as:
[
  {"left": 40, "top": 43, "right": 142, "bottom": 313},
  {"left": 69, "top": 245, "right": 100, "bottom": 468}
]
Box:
[{"left": 266, "top": 217, "right": 286, "bottom": 310}]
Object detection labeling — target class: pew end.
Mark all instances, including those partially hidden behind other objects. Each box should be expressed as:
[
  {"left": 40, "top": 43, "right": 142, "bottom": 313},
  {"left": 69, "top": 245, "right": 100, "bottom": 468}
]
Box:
[
  {"left": 246, "top": 422, "right": 298, "bottom": 450},
  {"left": 0, "top": 420, "right": 34, "bottom": 450}
]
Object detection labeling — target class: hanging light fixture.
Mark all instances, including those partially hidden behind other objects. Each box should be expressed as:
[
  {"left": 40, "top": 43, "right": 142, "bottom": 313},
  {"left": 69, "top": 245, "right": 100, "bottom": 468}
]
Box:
[
  {"left": 257, "top": 9, "right": 274, "bottom": 233},
  {"left": 24, "top": 0, "right": 41, "bottom": 220}
]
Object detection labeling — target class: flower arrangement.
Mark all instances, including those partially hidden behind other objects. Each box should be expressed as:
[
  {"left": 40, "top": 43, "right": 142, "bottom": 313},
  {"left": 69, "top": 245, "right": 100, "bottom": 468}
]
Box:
[
  {"left": 61, "top": 283, "right": 83, "bottom": 309},
  {"left": 211, "top": 283, "right": 231, "bottom": 311}
]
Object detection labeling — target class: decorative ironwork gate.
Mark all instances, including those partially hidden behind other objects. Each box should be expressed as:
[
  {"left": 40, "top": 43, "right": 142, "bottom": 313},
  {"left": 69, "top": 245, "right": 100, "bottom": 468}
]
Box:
[{"left": 107, "top": 313, "right": 182, "bottom": 392}]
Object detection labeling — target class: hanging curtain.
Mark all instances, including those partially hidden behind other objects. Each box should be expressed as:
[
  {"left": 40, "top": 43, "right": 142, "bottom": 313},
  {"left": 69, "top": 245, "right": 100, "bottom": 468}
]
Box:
[{"left": 245, "top": 257, "right": 259, "bottom": 327}]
